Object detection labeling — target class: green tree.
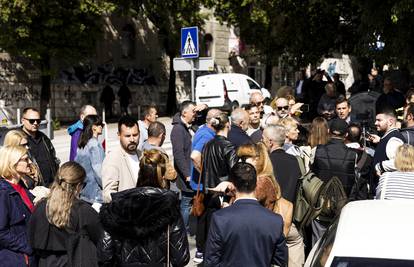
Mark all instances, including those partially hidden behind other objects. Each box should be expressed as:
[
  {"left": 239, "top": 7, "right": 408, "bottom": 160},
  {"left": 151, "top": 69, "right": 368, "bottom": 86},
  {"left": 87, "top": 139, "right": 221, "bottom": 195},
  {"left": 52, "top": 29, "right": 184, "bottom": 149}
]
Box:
[
  {"left": 112, "top": 0, "right": 205, "bottom": 114},
  {"left": 0, "top": 0, "right": 113, "bottom": 115}
]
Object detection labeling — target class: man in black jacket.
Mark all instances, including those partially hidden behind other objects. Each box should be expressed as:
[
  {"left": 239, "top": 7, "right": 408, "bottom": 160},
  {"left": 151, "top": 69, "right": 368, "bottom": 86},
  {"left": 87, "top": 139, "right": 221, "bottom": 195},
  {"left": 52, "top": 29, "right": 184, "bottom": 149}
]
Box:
[
  {"left": 170, "top": 101, "right": 196, "bottom": 231},
  {"left": 401, "top": 103, "right": 414, "bottom": 145},
  {"left": 21, "top": 107, "right": 60, "bottom": 187},
  {"left": 228, "top": 108, "right": 252, "bottom": 148},
  {"left": 262, "top": 125, "right": 301, "bottom": 203}
]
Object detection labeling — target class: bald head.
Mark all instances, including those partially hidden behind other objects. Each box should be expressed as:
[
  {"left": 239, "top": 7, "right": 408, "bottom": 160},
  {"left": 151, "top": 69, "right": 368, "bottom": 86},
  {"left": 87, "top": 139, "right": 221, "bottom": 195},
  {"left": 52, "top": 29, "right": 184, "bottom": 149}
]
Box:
[
  {"left": 261, "top": 114, "right": 279, "bottom": 128},
  {"left": 80, "top": 105, "right": 97, "bottom": 121}
]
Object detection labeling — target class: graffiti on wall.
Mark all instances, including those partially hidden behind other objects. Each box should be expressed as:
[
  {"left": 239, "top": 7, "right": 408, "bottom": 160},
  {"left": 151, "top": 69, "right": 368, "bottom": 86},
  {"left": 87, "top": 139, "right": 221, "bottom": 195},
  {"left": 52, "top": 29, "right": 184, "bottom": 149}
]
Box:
[
  {"left": 0, "top": 84, "right": 40, "bottom": 106},
  {"left": 58, "top": 63, "right": 157, "bottom": 86}
]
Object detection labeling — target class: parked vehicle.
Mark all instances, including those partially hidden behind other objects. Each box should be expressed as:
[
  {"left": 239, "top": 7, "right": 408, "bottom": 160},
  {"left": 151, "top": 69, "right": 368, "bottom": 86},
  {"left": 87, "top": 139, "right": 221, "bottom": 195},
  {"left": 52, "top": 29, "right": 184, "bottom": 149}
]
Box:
[
  {"left": 305, "top": 200, "right": 414, "bottom": 267},
  {"left": 195, "top": 73, "right": 270, "bottom": 110}
]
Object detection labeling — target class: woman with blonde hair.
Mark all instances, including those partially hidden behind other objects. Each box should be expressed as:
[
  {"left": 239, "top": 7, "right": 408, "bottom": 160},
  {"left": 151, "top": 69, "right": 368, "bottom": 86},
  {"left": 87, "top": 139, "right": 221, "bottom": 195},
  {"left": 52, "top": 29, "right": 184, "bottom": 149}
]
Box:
[
  {"left": 237, "top": 143, "right": 305, "bottom": 267},
  {"left": 98, "top": 149, "right": 189, "bottom": 266},
  {"left": 0, "top": 145, "right": 35, "bottom": 267},
  {"left": 29, "top": 161, "right": 102, "bottom": 266},
  {"left": 4, "top": 130, "right": 42, "bottom": 188},
  {"left": 376, "top": 144, "right": 414, "bottom": 199}
]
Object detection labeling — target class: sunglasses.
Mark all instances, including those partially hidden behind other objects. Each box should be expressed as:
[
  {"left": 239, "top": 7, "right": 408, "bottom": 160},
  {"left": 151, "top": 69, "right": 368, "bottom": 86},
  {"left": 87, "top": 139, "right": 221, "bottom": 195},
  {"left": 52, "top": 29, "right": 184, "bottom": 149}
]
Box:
[
  {"left": 24, "top": 118, "right": 42, "bottom": 124},
  {"left": 254, "top": 101, "right": 264, "bottom": 106},
  {"left": 277, "top": 106, "right": 289, "bottom": 111}
]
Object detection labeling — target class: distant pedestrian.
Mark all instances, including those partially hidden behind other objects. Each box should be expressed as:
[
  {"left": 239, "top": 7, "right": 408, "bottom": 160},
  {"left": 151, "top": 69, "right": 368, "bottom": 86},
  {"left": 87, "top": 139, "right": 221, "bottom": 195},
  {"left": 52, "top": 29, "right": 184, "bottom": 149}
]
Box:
[
  {"left": 21, "top": 107, "right": 60, "bottom": 187},
  {"left": 118, "top": 83, "right": 131, "bottom": 116},
  {"left": 29, "top": 161, "right": 103, "bottom": 267},
  {"left": 67, "top": 105, "right": 97, "bottom": 161},
  {"left": 138, "top": 105, "right": 158, "bottom": 150},
  {"left": 204, "top": 162, "right": 287, "bottom": 267},
  {"left": 75, "top": 115, "right": 105, "bottom": 207},
  {"left": 100, "top": 85, "right": 115, "bottom": 118}
]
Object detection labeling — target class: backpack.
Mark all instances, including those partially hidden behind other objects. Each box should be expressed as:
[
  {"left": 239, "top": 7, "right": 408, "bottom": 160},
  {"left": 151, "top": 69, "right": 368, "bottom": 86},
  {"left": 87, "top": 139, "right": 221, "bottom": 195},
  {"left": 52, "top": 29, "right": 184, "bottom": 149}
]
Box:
[
  {"left": 293, "top": 156, "right": 348, "bottom": 230},
  {"left": 293, "top": 156, "right": 324, "bottom": 230}
]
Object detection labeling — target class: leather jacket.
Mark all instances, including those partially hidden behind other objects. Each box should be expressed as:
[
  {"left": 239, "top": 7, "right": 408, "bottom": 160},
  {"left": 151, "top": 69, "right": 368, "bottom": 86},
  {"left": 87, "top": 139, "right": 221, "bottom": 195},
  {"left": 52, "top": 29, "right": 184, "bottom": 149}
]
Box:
[
  {"left": 98, "top": 187, "right": 190, "bottom": 267},
  {"left": 201, "top": 135, "right": 238, "bottom": 191}
]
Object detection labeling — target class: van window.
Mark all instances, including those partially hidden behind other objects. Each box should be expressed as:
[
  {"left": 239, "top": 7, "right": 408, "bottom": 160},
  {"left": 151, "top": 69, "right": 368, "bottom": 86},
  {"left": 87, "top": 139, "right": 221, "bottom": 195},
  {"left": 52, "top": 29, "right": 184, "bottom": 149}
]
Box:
[
  {"left": 247, "top": 79, "right": 261, "bottom": 90},
  {"left": 309, "top": 220, "right": 338, "bottom": 267},
  {"left": 331, "top": 257, "right": 414, "bottom": 267}
]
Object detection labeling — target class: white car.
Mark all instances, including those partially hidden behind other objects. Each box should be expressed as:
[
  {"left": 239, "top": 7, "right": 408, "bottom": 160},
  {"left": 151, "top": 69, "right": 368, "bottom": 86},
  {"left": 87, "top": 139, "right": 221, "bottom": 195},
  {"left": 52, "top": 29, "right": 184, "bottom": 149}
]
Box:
[
  {"left": 305, "top": 200, "right": 414, "bottom": 267},
  {"left": 195, "top": 73, "right": 270, "bottom": 110}
]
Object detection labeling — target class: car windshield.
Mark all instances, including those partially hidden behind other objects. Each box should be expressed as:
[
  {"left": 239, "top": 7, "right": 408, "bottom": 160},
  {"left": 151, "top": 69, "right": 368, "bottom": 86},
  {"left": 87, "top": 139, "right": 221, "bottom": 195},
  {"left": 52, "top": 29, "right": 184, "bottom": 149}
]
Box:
[
  {"left": 331, "top": 257, "right": 414, "bottom": 267},
  {"left": 309, "top": 220, "right": 339, "bottom": 267}
]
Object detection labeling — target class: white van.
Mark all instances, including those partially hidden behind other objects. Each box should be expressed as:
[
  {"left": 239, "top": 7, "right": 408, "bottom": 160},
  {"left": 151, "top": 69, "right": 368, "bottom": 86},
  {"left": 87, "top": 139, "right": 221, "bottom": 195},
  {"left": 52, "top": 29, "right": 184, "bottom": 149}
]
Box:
[{"left": 195, "top": 73, "right": 270, "bottom": 110}]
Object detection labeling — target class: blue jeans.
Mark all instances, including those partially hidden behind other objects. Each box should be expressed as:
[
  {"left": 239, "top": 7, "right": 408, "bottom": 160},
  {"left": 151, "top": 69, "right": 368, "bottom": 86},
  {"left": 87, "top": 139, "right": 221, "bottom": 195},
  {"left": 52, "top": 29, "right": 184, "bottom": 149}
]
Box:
[{"left": 180, "top": 191, "right": 194, "bottom": 231}]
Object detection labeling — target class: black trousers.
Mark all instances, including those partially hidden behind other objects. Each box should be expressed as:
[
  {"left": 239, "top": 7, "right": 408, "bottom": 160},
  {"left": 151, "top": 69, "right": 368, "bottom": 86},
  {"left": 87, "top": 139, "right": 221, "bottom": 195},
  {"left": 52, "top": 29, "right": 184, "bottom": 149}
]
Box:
[{"left": 195, "top": 193, "right": 221, "bottom": 252}]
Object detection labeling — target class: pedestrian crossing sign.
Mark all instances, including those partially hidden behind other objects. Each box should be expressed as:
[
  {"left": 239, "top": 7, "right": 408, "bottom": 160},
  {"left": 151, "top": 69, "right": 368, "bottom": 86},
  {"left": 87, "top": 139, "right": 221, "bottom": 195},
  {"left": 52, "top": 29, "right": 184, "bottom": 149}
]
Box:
[{"left": 181, "top": 26, "right": 199, "bottom": 58}]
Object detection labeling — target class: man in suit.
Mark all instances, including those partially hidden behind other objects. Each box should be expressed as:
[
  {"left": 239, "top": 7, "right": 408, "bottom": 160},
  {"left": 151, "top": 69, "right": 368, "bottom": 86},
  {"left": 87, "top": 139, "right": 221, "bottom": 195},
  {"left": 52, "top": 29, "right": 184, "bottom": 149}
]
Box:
[
  {"left": 102, "top": 115, "right": 141, "bottom": 202},
  {"left": 204, "top": 162, "right": 287, "bottom": 267},
  {"left": 228, "top": 108, "right": 252, "bottom": 148}
]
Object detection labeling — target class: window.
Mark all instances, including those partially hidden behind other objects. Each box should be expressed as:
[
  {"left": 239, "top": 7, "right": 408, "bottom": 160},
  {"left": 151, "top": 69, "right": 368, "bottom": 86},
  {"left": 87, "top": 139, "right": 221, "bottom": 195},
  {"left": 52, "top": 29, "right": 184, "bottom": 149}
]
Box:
[{"left": 247, "top": 79, "right": 261, "bottom": 90}]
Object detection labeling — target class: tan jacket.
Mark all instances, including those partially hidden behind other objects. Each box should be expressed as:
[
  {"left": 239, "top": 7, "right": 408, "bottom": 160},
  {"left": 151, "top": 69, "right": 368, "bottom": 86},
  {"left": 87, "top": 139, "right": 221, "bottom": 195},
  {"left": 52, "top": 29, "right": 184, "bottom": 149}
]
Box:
[{"left": 102, "top": 145, "right": 142, "bottom": 202}]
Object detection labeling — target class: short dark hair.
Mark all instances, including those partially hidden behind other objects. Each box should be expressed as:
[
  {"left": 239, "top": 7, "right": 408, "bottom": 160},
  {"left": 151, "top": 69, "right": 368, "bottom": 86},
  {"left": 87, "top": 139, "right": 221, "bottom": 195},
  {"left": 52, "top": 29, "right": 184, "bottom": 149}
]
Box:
[
  {"left": 118, "top": 115, "right": 138, "bottom": 133},
  {"left": 335, "top": 95, "right": 350, "bottom": 107},
  {"left": 229, "top": 162, "right": 257, "bottom": 193},
  {"left": 406, "top": 103, "right": 414, "bottom": 117},
  {"left": 22, "top": 107, "right": 40, "bottom": 116},
  {"left": 406, "top": 89, "right": 414, "bottom": 102},
  {"left": 180, "top": 100, "right": 195, "bottom": 115},
  {"left": 346, "top": 123, "right": 361, "bottom": 143},
  {"left": 148, "top": 121, "right": 166, "bottom": 137},
  {"left": 142, "top": 105, "right": 157, "bottom": 120},
  {"left": 376, "top": 105, "right": 397, "bottom": 118},
  {"left": 244, "top": 104, "right": 256, "bottom": 111}
]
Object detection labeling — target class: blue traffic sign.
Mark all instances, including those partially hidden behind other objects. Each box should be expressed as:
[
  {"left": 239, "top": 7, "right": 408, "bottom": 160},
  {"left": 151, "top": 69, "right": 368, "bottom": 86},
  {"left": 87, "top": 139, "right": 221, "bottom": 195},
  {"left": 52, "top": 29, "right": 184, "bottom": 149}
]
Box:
[{"left": 181, "top": 26, "right": 199, "bottom": 58}]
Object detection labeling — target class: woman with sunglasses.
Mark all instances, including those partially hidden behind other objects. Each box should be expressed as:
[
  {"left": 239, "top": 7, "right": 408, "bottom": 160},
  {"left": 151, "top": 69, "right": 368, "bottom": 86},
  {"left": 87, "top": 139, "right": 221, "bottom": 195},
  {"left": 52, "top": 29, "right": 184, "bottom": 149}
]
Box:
[
  {"left": 75, "top": 115, "right": 105, "bottom": 208},
  {"left": 4, "top": 130, "right": 50, "bottom": 203},
  {"left": 0, "top": 145, "right": 36, "bottom": 267},
  {"left": 29, "top": 161, "right": 102, "bottom": 266}
]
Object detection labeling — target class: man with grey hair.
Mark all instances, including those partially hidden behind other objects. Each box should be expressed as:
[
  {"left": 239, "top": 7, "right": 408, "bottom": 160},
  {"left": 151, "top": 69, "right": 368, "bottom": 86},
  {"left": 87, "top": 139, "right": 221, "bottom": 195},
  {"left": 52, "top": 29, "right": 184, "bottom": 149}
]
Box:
[
  {"left": 141, "top": 121, "right": 167, "bottom": 154},
  {"left": 228, "top": 108, "right": 252, "bottom": 148},
  {"left": 263, "top": 125, "right": 305, "bottom": 267},
  {"left": 68, "top": 104, "right": 97, "bottom": 161},
  {"left": 263, "top": 125, "right": 301, "bottom": 203}
]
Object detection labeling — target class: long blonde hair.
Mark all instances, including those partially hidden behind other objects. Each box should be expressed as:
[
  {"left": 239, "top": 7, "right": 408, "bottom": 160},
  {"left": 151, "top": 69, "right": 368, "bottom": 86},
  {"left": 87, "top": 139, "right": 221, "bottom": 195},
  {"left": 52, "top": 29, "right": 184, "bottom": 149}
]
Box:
[
  {"left": 236, "top": 143, "right": 282, "bottom": 198},
  {"left": 395, "top": 144, "right": 414, "bottom": 172},
  {"left": 0, "top": 145, "right": 28, "bottom": 179},
  {"left": 46, "top": 162, "right": 85, "bottom": 229}
]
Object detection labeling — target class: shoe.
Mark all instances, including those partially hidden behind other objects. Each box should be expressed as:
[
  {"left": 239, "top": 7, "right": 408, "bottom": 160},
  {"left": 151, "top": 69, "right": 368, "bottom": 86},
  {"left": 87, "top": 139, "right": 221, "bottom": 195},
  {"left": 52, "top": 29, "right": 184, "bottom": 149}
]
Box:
[{"left": 193, "top": 251, "right": 203, "bottom": 263}]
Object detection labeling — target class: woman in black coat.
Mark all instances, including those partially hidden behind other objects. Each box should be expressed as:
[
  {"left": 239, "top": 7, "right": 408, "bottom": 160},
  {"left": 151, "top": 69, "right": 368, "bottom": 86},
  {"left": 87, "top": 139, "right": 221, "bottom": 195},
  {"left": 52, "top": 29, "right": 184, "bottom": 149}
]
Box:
[
  {"left": 98, "top": 149, "right": 190, "bottom": 267},
  {"left": 29, "top": 161, "right": 102, "bottom": 267}
]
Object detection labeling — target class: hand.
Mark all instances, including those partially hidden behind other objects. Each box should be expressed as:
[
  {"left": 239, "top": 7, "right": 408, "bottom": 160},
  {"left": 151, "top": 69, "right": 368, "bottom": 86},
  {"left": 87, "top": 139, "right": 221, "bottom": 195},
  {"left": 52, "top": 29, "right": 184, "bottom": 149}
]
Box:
[
  {"left": 208, "top": 181, "right": 234, "bottom": 193},
  {"left": 290, "top": 102, "right": 303, "bottom": 115},
  {"left": 186, "top": 176, "right": 191, "bottom": 182},
  {"left": 222, "top": 202, "right": 230, "bottom": 208},
  {"left": 368, "top": 134, "right": 380, "bottom": 144},
  {"left": 194, "top": 104, "right": 208, "bottom": 112}
]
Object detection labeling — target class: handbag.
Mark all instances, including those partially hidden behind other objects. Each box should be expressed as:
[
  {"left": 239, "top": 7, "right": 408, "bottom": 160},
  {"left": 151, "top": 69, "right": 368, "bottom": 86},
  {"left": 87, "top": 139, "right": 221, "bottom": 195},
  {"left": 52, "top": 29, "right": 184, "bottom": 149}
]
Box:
[{"left": 190, "top": 162, "right": 205, "bottom": 217}]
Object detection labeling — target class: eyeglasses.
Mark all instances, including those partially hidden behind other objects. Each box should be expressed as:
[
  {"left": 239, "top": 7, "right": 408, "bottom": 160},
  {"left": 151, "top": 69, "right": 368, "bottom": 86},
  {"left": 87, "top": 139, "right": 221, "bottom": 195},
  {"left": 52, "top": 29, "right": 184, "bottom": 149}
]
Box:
[
  {"left": 254, "top": 101, "right": 264, "bottom": 106},
  {"left": 24, "top": 118, "right": 41, "bottom": 124},
  {"left": 277, "top": 106, "right": 289, "bottom": 111}
]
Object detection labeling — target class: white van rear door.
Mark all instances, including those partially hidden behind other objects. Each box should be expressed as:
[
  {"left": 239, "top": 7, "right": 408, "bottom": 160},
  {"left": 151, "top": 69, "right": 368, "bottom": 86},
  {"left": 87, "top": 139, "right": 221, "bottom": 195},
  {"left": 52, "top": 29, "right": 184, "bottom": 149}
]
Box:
[
  {"left": 225, "top": 76, "right": 241, "bottom": 103},
  {"left": 196, "top": 76, "right": 225, "bottom": 107}
]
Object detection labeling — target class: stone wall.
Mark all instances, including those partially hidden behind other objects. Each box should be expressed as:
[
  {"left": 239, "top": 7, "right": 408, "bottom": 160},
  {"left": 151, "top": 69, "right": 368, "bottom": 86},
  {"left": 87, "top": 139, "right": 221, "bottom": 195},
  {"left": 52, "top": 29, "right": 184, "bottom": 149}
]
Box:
[{"left": 0, "top": 82, "right": 168, "bottom": 123}]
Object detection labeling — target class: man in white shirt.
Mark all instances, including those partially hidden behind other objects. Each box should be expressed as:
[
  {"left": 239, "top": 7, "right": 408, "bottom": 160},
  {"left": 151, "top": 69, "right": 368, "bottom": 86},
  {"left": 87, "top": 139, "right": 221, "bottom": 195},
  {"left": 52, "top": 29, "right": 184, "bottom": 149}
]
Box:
[{"left": 102, "top": 115, "right": 141, "bottom": 202}]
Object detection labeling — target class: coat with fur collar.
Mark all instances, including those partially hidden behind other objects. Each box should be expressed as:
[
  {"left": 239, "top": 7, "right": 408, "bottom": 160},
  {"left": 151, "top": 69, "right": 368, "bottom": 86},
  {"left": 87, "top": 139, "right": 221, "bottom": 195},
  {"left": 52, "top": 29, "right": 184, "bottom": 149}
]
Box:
[{"left": 97, "top": 187, "right": 189, "bottom": 267}]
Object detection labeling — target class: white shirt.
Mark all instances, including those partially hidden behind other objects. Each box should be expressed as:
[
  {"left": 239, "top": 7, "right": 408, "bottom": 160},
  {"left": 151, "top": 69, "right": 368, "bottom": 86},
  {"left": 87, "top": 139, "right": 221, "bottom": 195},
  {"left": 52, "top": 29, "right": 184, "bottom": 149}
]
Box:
[{"left": 128, "top": 153, "right": 140, "bottom": 183}]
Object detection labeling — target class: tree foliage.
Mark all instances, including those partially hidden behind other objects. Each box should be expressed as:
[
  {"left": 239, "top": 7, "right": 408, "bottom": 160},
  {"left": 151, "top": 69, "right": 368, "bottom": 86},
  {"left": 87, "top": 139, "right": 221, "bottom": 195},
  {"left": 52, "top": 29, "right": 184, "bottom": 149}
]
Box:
[
  {"left": 207, "top": 0, "right": 414, "bottom": 69},
  {"left": 0, "top": 0, "right": 114, "bottom": 113}
]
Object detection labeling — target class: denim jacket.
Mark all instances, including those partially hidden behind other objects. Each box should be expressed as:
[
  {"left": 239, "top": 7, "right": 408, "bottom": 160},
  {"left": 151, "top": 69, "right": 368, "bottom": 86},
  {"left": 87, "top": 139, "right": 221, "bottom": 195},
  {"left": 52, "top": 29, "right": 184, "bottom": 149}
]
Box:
[{"left": 75, "top": 138, "right": 105, "bottom": 204}]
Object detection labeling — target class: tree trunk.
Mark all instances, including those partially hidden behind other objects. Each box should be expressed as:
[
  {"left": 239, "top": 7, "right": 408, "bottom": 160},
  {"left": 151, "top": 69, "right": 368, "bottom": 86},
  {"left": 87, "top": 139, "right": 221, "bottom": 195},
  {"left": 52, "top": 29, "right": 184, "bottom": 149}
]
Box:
[
  {"left": 40, "top": 55, "right": 51, "bottom": 118},
  {"left": 166, "top": 54, "right": 177, "bottom": 115},
  {"left": 264, "top": 59, "right": 273, "bottom": 90}
]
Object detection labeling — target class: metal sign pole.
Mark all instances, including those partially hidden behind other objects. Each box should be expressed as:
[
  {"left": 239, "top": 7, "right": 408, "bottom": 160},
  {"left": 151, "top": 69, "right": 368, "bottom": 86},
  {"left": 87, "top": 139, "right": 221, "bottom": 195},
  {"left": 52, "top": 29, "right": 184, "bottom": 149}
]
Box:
[{"left": 190, "top": 59, "right": 195, "bottom": 102}]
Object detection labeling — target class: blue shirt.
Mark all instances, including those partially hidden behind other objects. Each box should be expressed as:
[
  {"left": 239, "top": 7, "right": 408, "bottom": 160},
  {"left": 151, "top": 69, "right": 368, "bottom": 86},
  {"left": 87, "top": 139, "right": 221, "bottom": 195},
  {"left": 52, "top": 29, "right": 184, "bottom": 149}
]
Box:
[{"left": 190, "top": 125, "right": 215, "bottom": 190}]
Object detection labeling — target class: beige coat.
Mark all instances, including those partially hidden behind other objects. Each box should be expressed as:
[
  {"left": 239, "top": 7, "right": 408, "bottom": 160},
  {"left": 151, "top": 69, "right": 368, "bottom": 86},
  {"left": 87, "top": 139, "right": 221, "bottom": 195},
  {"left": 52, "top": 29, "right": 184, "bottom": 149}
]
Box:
[{"left": 102, "top": 145, "right": 142, "bottom": 202}]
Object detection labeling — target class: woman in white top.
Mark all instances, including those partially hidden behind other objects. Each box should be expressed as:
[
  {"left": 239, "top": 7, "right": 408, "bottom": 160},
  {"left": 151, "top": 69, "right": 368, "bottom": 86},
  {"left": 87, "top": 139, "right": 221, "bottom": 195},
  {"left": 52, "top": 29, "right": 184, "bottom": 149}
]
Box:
[{"left": 376, "top": 144, "right": 414, "bottom": 199}]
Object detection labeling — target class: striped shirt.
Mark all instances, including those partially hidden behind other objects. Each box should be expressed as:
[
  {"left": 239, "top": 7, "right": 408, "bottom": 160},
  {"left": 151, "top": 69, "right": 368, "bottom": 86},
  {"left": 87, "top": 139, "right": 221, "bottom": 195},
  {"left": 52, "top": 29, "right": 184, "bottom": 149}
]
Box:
[{"left": 376, "top": 172, "right": 414, "bottom": 200}]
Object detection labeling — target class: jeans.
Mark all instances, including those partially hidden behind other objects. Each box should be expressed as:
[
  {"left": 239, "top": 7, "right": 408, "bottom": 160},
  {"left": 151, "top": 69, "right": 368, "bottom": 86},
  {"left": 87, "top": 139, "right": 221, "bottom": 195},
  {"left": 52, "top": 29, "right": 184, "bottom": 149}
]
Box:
[{"left": 180, "top": 191, "right": 194, "bottom": 231}]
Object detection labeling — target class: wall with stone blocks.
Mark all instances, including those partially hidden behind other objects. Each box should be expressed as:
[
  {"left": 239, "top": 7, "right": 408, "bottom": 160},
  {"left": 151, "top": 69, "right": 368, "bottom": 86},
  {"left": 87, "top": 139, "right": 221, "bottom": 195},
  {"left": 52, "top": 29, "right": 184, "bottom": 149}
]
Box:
[{"left": 0, "top": 83, "right": 168, "bottom": 123}]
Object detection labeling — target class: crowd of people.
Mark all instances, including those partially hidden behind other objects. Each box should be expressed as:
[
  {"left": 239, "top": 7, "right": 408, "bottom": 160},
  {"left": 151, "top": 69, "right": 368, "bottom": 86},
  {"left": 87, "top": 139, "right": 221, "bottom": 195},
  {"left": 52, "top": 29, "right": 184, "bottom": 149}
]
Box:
[{"left": 2, "top": 69, "right": 414, "bottom": 267}]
